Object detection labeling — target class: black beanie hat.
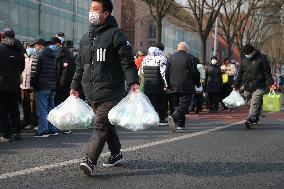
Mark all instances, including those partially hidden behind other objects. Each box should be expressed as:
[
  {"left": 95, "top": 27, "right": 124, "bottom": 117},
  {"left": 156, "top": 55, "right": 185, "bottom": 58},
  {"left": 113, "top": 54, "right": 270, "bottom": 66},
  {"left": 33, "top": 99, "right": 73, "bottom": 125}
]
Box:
[{"left": 242, "top": 44, "right": 255, "bottom": 54}]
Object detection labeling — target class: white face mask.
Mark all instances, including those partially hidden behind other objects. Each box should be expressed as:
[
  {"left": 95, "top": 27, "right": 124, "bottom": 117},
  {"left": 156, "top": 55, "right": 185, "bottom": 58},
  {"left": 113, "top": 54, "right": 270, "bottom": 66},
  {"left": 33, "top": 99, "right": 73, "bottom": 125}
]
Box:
[
  {"left": 211, "top": 59, "right": 217, "bottom": 65},
  {"left": 245, "top": 54, "right": 253, "bottom": 59},
  {"left": 89, "top": 11, "right": 100, "bottom": 25}
]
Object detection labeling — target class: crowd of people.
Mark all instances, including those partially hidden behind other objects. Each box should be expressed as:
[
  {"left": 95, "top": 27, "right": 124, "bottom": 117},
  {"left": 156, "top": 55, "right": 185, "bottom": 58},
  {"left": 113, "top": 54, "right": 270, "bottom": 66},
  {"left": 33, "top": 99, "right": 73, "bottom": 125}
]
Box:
[
  {"left": 0, "top": 0, "right": 276, "bottom": 177},
  {"left": 0, "top": 29, "right": 76, "bottom": 141}
]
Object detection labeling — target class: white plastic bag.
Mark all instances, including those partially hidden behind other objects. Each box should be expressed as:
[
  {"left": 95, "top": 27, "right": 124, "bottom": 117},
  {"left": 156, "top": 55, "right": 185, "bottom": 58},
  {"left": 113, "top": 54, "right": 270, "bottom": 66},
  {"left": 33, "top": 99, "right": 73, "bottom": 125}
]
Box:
[
  {"left": 47, "top": 96, "right": 95, "bottom": 130},
  {"left": 108, "top": 90, "right": 159, "bottom": 131},
  {"left": 222, "top": 91, "right": 245, "bottom": 108}
]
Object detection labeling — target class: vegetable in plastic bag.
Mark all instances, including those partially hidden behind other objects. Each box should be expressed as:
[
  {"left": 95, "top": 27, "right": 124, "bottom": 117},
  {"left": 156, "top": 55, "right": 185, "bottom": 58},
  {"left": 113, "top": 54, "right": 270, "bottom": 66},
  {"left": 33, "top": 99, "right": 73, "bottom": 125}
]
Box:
[
  {"left": 222, "top": 91, "right": 245, "bottom": 108},
  {"left": 47, "top": 96, "right": 95, "bottom": 130},
  {"left": 108, "top": 90, "right": 159, "bottom": 131}
]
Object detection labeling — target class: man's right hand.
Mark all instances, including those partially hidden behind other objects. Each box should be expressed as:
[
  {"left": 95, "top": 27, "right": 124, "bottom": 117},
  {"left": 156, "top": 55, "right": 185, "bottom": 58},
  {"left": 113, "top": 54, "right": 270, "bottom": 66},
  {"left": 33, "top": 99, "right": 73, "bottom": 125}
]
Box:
[{"left": 70, "top": 89, "right": 80, "bottom": 98}]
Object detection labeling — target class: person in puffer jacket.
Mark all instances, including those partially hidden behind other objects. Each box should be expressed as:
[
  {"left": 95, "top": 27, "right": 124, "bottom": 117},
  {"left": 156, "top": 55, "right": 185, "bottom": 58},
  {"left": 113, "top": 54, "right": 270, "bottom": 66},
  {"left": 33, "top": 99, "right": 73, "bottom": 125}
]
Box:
[
  {"left": 140, "top": 47, "right": 168, "bottom": 124},
  {"left": 30, "top": 37, "right": 61, "bottom": 137},
  {"left": 0, "top": 28, "right": 25, "bottom": 142}
]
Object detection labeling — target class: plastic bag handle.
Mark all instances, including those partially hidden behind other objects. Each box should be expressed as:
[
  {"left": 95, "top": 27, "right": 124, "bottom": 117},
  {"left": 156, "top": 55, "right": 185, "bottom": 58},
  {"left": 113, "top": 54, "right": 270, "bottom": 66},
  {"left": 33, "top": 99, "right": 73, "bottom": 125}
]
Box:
[{"left": 268, "top": 90, "right": 276, "bottom": 95}]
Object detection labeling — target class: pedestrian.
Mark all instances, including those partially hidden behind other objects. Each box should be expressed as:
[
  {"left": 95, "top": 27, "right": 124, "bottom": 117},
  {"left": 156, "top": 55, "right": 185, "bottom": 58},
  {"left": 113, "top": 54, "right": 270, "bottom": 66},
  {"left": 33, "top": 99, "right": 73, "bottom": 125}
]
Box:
[
  {"left": 0, "top": 28, "right": 25, "bottom": 142},
  {"left": 155, "top": 43, "right": 169, "bottom": 121},
  {"left": 54, "top": 34, "right": 76, "bottom": 106},
  {"left": 20, "top": 43, "right": 38, "bottom": 130},
  {"left": 191, "top": 61, "right": 206, "bottom": 114},
  {"left": 140, "top": 46, "right": 168, "bottom": 124},
  {"left": 233, "top": 44, "right": 275, "bottom": 128},
  {"left": 220, "top": 57, "right": 236, "bottom": 110},
  {"left": 205, "top": 56, "right": 222, "bottom": 113},
  {"left": 166, "top": 42, "right": 200, "bottom": 131},
  {"left": 30, "top": 37, "right": 61, "bottom": 137},
  {"left": 70, "top": 0, "right": 139, "bottom": 176}
]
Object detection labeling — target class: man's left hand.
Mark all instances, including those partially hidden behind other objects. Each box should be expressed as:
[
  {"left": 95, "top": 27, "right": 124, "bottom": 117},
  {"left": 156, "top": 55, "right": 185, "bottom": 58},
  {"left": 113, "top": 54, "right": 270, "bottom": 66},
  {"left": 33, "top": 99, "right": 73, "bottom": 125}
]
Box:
[{"left": 130, "top": 83, "right": 140, "bottom": 92}]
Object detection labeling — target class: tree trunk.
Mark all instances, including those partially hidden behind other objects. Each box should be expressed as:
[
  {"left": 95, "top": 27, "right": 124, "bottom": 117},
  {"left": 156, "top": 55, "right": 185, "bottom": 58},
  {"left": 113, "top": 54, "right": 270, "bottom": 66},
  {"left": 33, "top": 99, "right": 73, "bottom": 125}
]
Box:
[
  {"left": 156, "top": 20, "right": 162, "bottom": 43},
  {"left": 226, "top": 43, "right": 232, "bottom": 59},
  {"left": 200, "top": 37, "right": 207, "bottom": 64}
]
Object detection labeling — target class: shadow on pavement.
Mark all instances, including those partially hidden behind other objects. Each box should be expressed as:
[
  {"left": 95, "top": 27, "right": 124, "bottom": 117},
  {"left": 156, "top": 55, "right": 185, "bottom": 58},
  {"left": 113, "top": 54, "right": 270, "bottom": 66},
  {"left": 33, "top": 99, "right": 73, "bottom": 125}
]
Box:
[{"left": 96, "top": 160, "right": 284, "bottom": 178}]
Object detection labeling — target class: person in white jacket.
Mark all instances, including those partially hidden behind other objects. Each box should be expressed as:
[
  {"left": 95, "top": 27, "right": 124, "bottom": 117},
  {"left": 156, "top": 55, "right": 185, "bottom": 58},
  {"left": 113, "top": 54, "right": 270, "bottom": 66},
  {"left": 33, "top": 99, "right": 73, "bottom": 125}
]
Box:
[{"left": 140, "top": 46, "right": 168, "bottom": 123}]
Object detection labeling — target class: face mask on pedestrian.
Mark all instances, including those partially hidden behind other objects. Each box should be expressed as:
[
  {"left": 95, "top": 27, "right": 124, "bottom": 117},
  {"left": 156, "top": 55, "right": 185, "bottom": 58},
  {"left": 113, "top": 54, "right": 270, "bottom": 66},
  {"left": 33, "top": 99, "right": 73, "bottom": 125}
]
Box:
[
  {"left": 245, "top": 54, "right": 253, "bottom": 59},
  {"left": 211, "top": 59, "right": 217, "bottom": 65},
  {"left": 49, "top": 44, "right": 59, "bottom": 52},
  {"left": 58, "top": 37, "right": 64, "bottom": 44},
  {"left": 89, "top": 11, "right": 101, "bottom": 25},
  {"left": 26, "top": 47, "right": 35, "bottom": 56}
]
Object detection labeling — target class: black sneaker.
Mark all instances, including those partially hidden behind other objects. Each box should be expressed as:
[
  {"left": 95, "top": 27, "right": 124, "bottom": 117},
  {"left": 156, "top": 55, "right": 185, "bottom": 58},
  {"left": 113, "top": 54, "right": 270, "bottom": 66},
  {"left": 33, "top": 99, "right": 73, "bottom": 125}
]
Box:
[
  {"left": 245, "top": 120, "right": 252, "bottom": 129},
  {"left": 0, "top": 136, "right": 12, "bottom": 143},
  {"left": 176, "top": 126, "right": 186, "bottom": 130},
  {"left": 103, "top": 152, "right": 123, "bottom": 167},
  {"left": 49, "top": 131, "right": 60, "bottom": 136},
  {"left": 80, "top": 158, "right": 96, "bottom": 177},
  {"left": 167, "top": 116, "right": 176, "bottom": 132},
  {"left": 159, "top": 119, "right": 168, "bottom": 126},
  {"left": 33, "top": 132, "right": 50, "bottom": 138},
  {"left": 61, "top": 130, "right": 71, "bottom": 134}
]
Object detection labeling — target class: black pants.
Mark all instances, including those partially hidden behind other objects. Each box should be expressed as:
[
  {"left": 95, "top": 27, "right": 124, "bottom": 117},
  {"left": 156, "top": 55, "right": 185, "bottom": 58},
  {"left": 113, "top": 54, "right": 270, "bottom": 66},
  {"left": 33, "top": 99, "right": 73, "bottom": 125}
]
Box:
[
  {"left": 0, "top": 92, "right": 21, "bottom": 138},
  {"left": 21, "top": 89, "right": 37, "bottom": 127},
  {"left": 55, "top": 91, "right": 69, "bottom": 106},
  {"left": 208, "top": 92, "right": 219, "bottom": 111},
  {"left": 86, "top": 100, "right": 121, "bottom": 164},
  {"left": 192, "top": 92, "right": 203, "bottom": 113},
  {"left": 168, "top": 93, "right": 192, "bottom": 127},
  {"left": 145, "top": 93, "right": 167, "bottom": 121}
]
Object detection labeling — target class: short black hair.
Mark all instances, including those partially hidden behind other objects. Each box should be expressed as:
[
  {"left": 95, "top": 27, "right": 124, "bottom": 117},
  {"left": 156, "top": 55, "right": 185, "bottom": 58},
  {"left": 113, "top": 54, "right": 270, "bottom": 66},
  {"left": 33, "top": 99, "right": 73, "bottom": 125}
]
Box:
[
  {"left": 242, "top": 44, "right": 255, "bottom": 54},
  {"left": 211, "top": 56, "right": 218, "bottom": 61},
  {"left": 155, "top": 43, "right": 165, "bottom": 51},
  {"left": 92, "top": 0, "right": 113, "bottom": 13}
]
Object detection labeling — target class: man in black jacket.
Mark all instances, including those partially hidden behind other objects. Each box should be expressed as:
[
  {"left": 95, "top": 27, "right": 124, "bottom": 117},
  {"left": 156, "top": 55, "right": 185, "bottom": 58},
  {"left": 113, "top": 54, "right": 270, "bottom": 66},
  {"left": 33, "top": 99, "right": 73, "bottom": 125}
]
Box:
[
  {"left": 54, "top": 38, "right": 76, "bottom": 106},
  {"left": 234, "top": 44, "right": 275, "bottom": 128},
  {"left": 166, "top": 42, "right": 200, "bottom": 132},
  {"left": 30, "top": 37, "right": 61, "bottom": 137},
  {"left": 0, "top": 28, "right": 25, "bottom": 142},
  {"left": 70, "top": 0, "right": 139, "bottom": 176}
]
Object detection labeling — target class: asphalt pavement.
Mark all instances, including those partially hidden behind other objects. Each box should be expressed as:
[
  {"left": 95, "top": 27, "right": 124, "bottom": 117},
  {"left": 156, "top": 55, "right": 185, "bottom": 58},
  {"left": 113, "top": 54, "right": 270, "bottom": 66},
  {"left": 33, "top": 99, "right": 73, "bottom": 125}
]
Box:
[{"left": 0, "top": 107, "right": 283, "bottom": 189}]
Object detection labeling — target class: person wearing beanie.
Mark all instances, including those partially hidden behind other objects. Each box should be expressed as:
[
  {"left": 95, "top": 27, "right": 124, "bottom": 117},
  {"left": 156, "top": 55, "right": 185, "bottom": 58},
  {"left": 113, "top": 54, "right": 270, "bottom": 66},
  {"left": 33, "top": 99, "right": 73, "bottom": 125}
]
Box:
[
  {"left": 234, "top": 44, "right": 275, "bottom": 128},
  {"left": 205, "top": 56, "right": 222, "bottom": 113},
  {"left": 0, "top": 28, "right": 25, "bottom": 142}
]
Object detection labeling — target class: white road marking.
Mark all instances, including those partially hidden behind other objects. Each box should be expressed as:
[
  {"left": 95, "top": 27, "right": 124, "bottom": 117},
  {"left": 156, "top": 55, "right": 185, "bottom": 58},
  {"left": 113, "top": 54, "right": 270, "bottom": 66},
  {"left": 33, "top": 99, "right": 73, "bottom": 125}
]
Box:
[{"left": 0, "top": 120, "right": 244, "bottom": 180}]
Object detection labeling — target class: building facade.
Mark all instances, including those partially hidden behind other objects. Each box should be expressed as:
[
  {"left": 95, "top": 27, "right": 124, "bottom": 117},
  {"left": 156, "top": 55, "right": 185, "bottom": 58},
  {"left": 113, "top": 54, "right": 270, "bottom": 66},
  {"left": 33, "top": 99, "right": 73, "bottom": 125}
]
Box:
[
  {"left": 117, "top": 0, "right": 213, "bottom": 59},
  {"left": 0, "top": 0, "right": 90, "bottom": 45}
]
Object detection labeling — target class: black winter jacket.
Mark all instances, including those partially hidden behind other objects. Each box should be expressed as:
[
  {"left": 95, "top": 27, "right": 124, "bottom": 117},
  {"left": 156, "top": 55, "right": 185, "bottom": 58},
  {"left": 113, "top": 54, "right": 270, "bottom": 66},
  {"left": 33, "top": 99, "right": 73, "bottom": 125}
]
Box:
[
  {"left": 166, "top": 50, "right": 200, "bottom": 94},
  {"left": 71, "top": 16, "right": 139, "bottom": 102},
  {"left": 205, "top": 64, "right": 222, "bottom": 93},
  {"left": 56, "top": 47, "right": 76, "bottom": 92},
  {"left": 30, "top": 47, "right": 58, "bottom": 92},
  {"left": 0, "top": 39, "right": 25, "bottom": 92},
  {"left": 234, "top": 51, "right": 274, "bottom": 91}
]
